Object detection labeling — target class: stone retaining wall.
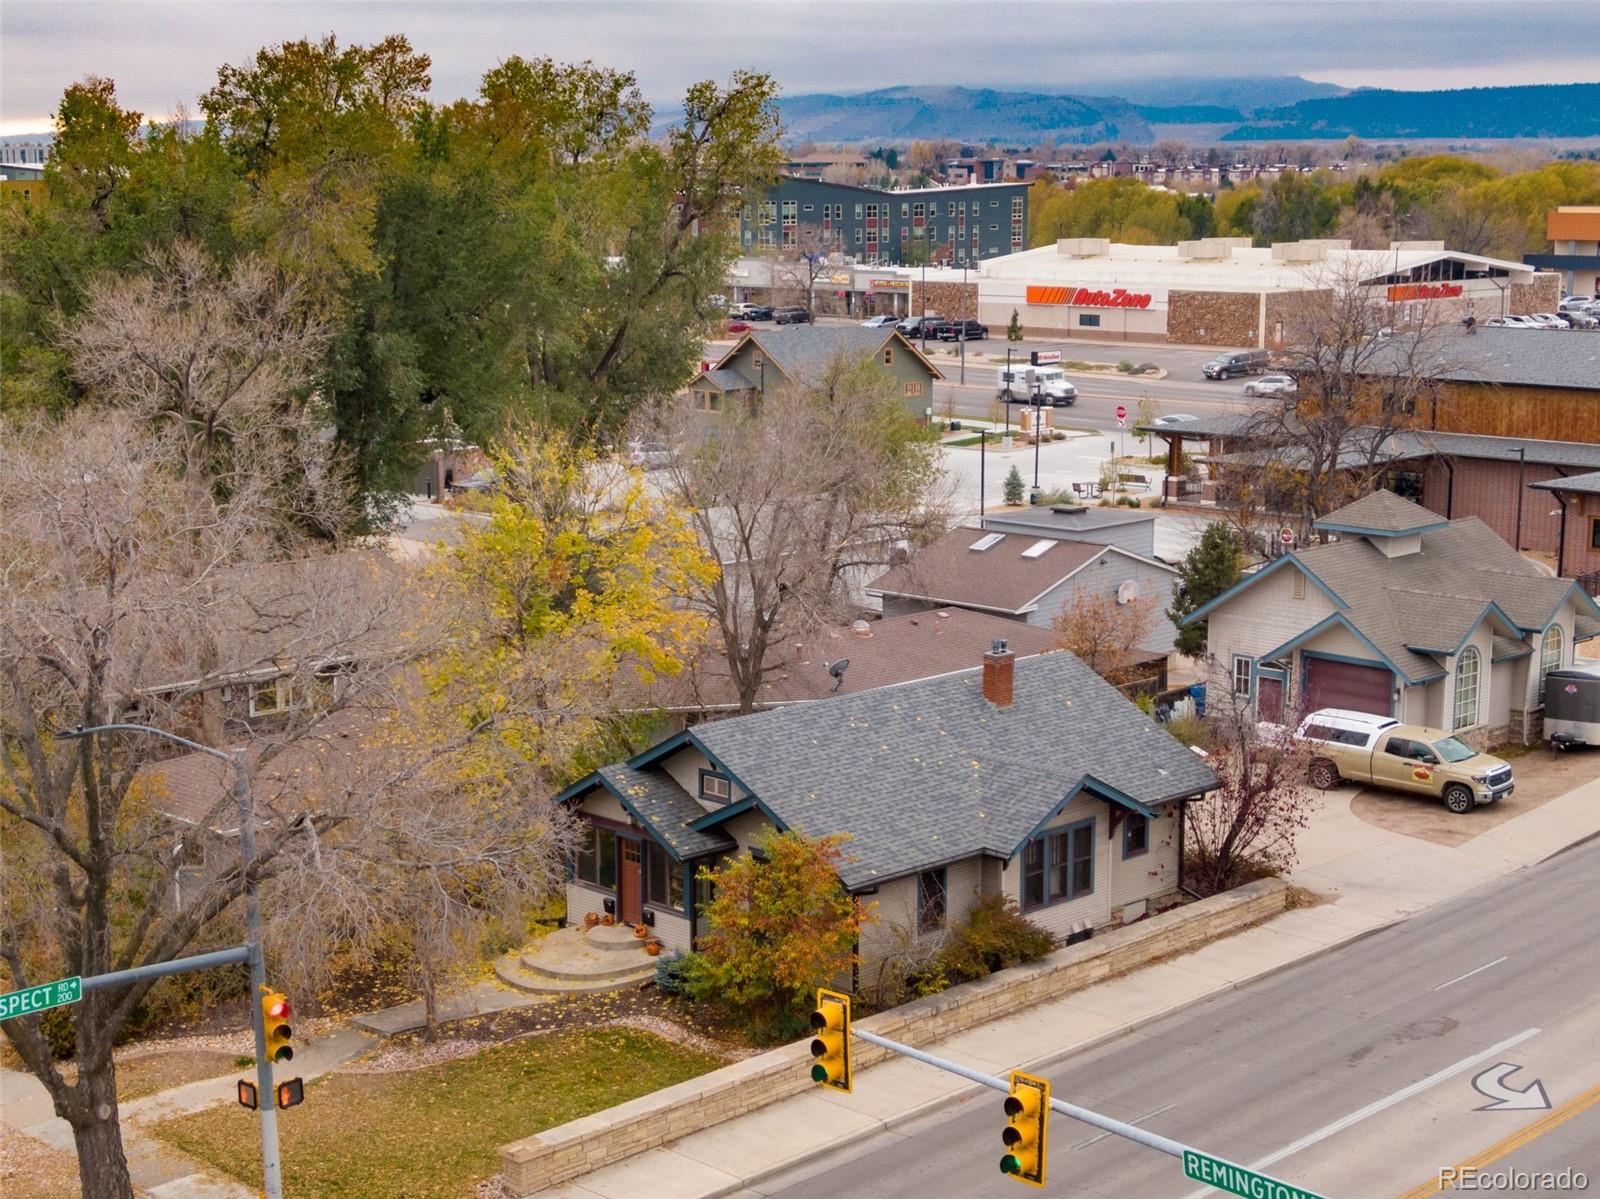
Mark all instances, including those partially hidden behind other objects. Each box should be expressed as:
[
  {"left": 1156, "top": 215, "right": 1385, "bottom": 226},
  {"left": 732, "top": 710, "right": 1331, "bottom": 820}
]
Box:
[{"left": 498, "top": 879, "right": 1289, "bottom": 1195}]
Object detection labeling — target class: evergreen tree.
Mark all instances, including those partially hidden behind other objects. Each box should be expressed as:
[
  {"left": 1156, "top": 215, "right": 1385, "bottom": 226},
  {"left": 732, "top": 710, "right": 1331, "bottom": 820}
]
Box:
[
  {"left": 1007, "top": 308, "right": 1023, "bottom": 341},
  {"left": 1004, "top": 464, "right": 1025, "bottom": 506},
  {"left": 1168, "top": 522, "right": 1243, "bottom": 657}
]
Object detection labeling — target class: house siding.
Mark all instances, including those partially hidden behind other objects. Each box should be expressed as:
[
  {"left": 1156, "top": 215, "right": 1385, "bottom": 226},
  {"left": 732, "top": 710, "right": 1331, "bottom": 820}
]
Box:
[
  {"left": 1203, "top": 563, "right": 1338, "bottom": 711},
  {"left": 647, "top": 907, "right": 694, "bottom": 955},
  {"left": 1023, "top": 554, "right": 1179, "bottom": 654},
  {"left": 855, "top": 874, "right": 926, "bottom": 978},
  {"left": 1443, "top": 622, "right": 1496, "bottom": 739},
  {"left": 566, "top": 883, "right": 609, "bottom": 928},
  {"left": 659, "top": 746, "right": 748, "bottom": 809},
  {"left": 1000, "top": 793, "right": 1113, "bottom": 938},
  {"left": 582, "top": 791, "right": 632, "bottom": 826},
  {"left": 1108, "top": 804, "right": 1181, "bottom": 913}
]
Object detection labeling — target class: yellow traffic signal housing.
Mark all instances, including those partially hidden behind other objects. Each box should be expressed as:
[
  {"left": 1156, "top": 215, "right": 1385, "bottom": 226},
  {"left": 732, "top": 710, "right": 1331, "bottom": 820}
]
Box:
[
  {"left": 1000, "top": 1070, "right": 1049, "bottom": 1187},
  {"left": 809, "top": 988, "right": 852, "bottom": 1092},
  {"left": 261, "top": 990, "right": 294, "bottom": 1065}
]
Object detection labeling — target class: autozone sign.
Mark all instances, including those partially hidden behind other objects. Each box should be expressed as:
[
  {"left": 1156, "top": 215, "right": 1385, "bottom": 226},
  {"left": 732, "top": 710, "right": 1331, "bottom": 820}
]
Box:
[
  {"left": 1027, "top": 285, "right": 1153, "bottom": 309},
  {"left": 1386, "top": 282, "right": 1464, "bottom": 302}
]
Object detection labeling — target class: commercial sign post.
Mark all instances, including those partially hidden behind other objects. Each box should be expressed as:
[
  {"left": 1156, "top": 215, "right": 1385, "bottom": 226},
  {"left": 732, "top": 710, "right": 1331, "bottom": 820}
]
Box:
[
  {"left": 0, "top": 977, "right": 81, "bottom": 1022},
  {"left": 1182, "top": 1149, "right": 1329, "bottom": 1199},
  {"left": 1030, "top": 350, "right": 1060, "bottom": 366}
]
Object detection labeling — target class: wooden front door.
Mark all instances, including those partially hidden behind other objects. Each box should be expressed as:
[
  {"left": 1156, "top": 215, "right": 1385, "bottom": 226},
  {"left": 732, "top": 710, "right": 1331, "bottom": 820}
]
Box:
[{"left": 619, "top": 840, "right": 643, "bottom": 924}]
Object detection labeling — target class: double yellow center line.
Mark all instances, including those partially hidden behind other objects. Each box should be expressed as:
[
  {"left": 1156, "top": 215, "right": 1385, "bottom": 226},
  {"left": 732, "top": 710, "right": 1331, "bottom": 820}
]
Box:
[{"left": 1396, "top": 1080, "right": 1600, "bottom": 1197}]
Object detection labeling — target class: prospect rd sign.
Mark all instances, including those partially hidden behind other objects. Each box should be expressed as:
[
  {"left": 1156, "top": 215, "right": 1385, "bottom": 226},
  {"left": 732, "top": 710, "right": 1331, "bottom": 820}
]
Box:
[
  {"left": 0, "top": 976, "right": 82, "bottom": 1022},
  {"left": 1182, "top": 1150, "right": 1328, "bottom": 1199}
]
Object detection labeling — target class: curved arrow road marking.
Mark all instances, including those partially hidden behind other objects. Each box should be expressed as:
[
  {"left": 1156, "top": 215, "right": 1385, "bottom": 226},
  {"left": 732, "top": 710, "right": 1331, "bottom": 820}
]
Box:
[{"left": 1471, "top": 1062, "right": 1551, "bottom": 1112}]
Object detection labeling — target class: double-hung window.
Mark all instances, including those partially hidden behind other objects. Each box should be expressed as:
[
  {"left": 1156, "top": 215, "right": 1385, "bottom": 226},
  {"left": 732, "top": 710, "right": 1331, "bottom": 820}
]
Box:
[
  {"left": 916, "top": 868, "right": 947, "bottom": 933},
  {"left": 644, "top": 842, "right": 684, "bottom": 910},
  {"left": 1123, "top": 812, "right": 1149, "bottom": 858},
  {"left": 1024, "top": 819, "right": 1094, "bottom": 910},
  {"left": 574, "top": 825, "right": 617, "bottom": 889},
  {"left": 1232, "top": 655, "right": 1252, "bottom": 698}
]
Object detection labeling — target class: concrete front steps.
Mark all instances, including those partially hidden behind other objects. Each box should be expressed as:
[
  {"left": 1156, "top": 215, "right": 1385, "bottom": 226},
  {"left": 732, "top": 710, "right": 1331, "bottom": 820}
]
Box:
[{"left": 494, "top": 923, "right": 659, "bottom": 996}]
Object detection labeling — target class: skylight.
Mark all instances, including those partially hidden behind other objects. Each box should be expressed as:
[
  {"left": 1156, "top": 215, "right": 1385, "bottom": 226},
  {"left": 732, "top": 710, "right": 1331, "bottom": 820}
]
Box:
[
  {"left": 969, "top": 533, "right": 1004, "bottom": 552},
  {"left": 1021, "top": 539, "right": 1055, "bottom": 559}
]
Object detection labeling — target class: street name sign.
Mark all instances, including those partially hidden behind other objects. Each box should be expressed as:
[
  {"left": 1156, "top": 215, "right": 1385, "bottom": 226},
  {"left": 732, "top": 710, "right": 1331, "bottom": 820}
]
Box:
[
  {"left": 1182, "top": 1150, "right": 1327, "bottom": 1199},
  {"left": 0, "top": 976, "right": 82, "bottom": 1022}
]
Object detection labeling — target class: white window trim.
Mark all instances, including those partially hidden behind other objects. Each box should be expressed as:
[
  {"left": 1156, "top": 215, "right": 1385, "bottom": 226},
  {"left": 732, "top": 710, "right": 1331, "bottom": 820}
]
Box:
[
  {"left": 1453, "top": 647, "right": 1480, "bottom": 731},
  {"left": 249, "top": 678, "right": 290, "bottom": 717},
  {"left": 1231, "top": 655, "right": 1252, "bottom": 698}
]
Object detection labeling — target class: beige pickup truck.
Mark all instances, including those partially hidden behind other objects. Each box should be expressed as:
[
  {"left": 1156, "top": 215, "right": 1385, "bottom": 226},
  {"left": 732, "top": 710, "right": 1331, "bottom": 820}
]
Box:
[{"left": 1294, "top": 709, "right": 1515, "bottom": 814}]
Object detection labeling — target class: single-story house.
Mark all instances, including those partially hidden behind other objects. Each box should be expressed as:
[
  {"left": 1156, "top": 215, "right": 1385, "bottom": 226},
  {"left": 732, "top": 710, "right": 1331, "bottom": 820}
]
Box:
[
  {"left": 1186, "top": 490, "right": 1600, "bottom": 746},
  {"left": 557, "top": 642, "right": 1218, "bottom": 973},
  {"left": 687, "top": 325, "right": 945, "bottom": 419},
  {"left": 867, "top": 511, "right": 1180, "bottom": 657}
]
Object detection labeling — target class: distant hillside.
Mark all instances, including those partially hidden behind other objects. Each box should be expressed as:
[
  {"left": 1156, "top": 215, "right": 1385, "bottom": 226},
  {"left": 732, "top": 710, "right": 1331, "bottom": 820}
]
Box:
[
  {"left": 1224, "top": 82, "right": 1600, "bottom": 140},
  {"left": 1133, "top": 104, "right": 1246, "bottom": 125},
  {"left": 778, "top": 86, "right": 1151, "bottom": 144},
  {"left": 1095, "top": 75, "right": 1344, "bottom": 112}
]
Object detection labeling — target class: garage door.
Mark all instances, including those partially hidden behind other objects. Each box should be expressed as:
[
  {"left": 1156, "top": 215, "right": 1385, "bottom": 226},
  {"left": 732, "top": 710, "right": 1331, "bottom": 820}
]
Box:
[{"left": 1303, "top": 657, "right": 1392, "bottom": 716}]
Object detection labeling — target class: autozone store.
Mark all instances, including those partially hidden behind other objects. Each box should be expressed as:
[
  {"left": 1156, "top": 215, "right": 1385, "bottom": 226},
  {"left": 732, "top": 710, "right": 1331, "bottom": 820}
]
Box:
[{"left": 976, "top": 237, "right": 1554, "bottom": 347}]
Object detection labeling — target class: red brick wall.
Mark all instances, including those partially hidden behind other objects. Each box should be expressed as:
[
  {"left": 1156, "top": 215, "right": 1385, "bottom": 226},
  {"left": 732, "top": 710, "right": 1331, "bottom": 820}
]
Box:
[
  {"left": 1561, "top": 493, "right": 1600, "bottom": 577},
  {"left": 1417, "top": 458, "right": 1569, "bottom": 556}
]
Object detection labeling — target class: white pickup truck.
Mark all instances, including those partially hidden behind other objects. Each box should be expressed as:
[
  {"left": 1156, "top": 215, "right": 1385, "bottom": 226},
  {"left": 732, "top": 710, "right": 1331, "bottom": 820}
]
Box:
[{"left": 997, "top": 365, "right": 1077, "bottom": 406}]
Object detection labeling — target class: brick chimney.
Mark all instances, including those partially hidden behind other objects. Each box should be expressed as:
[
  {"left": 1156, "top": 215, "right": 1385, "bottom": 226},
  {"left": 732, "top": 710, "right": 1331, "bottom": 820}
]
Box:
[{"left": 981, "top": 638, "right": 1015, "bottom": 707}]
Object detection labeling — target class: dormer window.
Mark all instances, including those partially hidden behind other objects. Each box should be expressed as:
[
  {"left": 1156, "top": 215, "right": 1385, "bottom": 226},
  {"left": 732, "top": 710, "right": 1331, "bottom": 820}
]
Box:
[
  {"left": 249, "top": 679, "right": 290, "bottom": 717},
  {"left": 699, "top": 771, "right": 732, "bottom": 805}
]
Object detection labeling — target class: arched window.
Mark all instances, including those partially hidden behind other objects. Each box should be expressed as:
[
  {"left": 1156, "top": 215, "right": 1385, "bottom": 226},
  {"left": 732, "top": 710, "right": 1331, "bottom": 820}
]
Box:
[
  {"left": 1453, "top": 647, "right": 1480, "bottom": 732},
  {"left": 1539, "top": 625, "right": 1564, "bottom": 702}
]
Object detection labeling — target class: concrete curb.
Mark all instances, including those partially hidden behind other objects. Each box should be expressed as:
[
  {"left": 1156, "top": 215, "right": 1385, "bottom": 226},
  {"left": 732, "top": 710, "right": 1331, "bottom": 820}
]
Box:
[{"left": 585, "top": 907, "right": 1402, "bottom": 1199}]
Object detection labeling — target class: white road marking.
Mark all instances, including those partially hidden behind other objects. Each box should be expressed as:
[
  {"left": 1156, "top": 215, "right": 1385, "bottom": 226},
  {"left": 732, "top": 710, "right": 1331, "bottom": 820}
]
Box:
[
  {"left": 1434, "top": 956, "right": 1509, "bottom": 991},
  {"left": 1177, "top": 1027, "right": 1541, "bottom": 1199},
  {"left": 1070, "top": 1103, "right": 1177, "bottom": 1151}
]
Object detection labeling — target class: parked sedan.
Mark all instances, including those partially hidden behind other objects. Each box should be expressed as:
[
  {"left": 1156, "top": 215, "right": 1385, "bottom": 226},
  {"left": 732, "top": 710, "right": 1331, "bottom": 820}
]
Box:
[
  {"left": 1527, "top": 313, "right": 1571, "bottom": 329},
  {"left": 935, "top": 319, "right": 988, "bottom": 341},
  {"left": 772, "top": 306, "right": 812, "bottom": 325},
  {"left": 860, "top": 314, "right": 899, "bottom": 328},
  {"left": 1243, "top": 374, "right": 1297, "bottom": 398},
  {"left": 726, "top": 320, "right": 752, "bottom": 333},
  {"left": 624, "top": 440, "right": 673, "bottom": 470}
]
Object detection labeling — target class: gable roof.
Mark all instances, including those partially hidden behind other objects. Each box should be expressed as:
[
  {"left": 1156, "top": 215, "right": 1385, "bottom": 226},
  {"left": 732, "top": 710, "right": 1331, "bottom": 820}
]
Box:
[
  {"left": 701, "top": 367, "right": 755, "bottom": 392},
  {"left": 684, "top": 652, "right": 1217, "bottom": 888},
  {"left": 1313, "top": 490, "right": 1449, "bottom": 537},
  {"left": 592, "top": 764, "right": 736, "bottom": 860},
  {"left": 719, "top": 326, "right": 944, "bottom": 389},
  {"left": 867, "top": 525, "right": 1170, "bottom": 614},
  {"left": 1530, "top": 470, "right": 1600, "bottom": 497}
]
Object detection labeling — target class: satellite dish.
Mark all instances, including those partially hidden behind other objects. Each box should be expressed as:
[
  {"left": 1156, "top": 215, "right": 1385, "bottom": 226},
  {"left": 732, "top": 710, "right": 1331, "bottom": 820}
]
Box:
[
  {"left": 827, "top": 659, "right": 850, "bottom": 692},
  {"left": 1116, "top": 580, "right": 1141, "bottom": 605}
]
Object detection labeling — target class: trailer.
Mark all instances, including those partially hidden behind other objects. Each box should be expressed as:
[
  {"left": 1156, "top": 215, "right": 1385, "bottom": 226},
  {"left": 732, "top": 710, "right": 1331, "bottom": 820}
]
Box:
[{"left": 1546, "top": 664, "right": 1600, "bottom": 750}]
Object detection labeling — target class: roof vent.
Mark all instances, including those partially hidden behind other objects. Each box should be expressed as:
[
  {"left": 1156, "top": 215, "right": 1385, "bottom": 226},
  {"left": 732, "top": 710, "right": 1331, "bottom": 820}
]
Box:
[
  {"left": 851, "top": 620, "right": 873, "bottom": 638},
  {"left": 969, "top": 532, "right": 1005, "bottom": 552},
  {"left": 1049, "top": 505, "right": 1087, "bottom": 515}
]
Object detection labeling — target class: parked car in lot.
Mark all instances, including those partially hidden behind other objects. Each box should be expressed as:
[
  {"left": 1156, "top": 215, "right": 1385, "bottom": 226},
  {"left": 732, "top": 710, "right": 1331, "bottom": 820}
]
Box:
[
  {"left": 1527, "top": 313, "right": 1571, "bottom": 329},
  {"left": 624, "top": 440, "right": 673, "bottom": 470},
  {"left": 447, "top": 469, "right": 496, "bottom": 496},
  {"left": 1149, "top": 413, "right": 1201, "bottom": 427},
  {"left": 935, "top": 319, "right": 988, "bottom": 341},
  {"left": 897, "top": 315, "right": 945, "bottom": 339},
  {"left": 772, "top": 306, "right": 812, "bottom": 325},
  {"left": 1243, "top": 373, "right": 1297, "bottom": 398},
  {"left": 860, "top": 314, "right": 899, "bottom": 328},
  {"left": 1294, "top": 709, "right": 1514, "bottom": 814},
  {"left": 1202, "top": 349, "right": 1270, "bottom": 379},
  {"left": 734, "top": 304, "right": 772, "bottom": 321},
  {"left": 728, "top": 302, "right": 760, "bottom": 319},
  {"left": 726, "top": 320, "right": 752, "bottom": 333},
  {"left": 1556, "top": 310, "right": 1599, "bottom": 329}
]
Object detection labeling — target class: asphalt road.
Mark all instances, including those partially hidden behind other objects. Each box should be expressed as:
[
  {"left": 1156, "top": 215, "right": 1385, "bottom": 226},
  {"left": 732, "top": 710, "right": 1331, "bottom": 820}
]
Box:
[{"left": 740, "top": 834, "right": 1600, "bottom": 1199}]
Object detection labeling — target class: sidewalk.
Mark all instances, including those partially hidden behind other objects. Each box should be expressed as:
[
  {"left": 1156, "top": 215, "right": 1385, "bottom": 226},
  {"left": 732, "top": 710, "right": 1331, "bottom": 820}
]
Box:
[{"left": 526, "top": 770, "right": 1600, "bottom": 1199}]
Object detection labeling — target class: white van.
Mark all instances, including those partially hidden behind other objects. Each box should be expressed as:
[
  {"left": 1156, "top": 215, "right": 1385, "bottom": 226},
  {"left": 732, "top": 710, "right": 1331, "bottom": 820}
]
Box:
[{"left": 997, "top": 365, "right": 1077, "bottom": 406}]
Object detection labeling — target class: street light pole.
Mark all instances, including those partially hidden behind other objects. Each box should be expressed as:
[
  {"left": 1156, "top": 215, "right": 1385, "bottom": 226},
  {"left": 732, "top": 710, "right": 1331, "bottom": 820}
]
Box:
[
  {"left": 1032, "top": 378, "right": 1043, "bottom": 492},
  {"left": 63, "top": 723, "right": 283, "bottom": 1199}
]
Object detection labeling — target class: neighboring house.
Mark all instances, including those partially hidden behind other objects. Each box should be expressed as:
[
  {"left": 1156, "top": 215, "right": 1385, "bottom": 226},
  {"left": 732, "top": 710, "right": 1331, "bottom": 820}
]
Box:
[
  {"left": 1531, "top": 470, "right": 1600, "bottom": 583},
  {"left": 867, "top": 509, "right": 1181, "bottom": 657},
  {"left": 1186, "top": 490, "right": 1600, "bottom": 746},
  {"left": 651, "top": 607, "right": 1062, "bottom": 721},
  {"left": 687, "top": 325, "right": 944, "bottom": 419},
  {"left": 557, "top": 643, "right": 1218, "bottom": 971}
]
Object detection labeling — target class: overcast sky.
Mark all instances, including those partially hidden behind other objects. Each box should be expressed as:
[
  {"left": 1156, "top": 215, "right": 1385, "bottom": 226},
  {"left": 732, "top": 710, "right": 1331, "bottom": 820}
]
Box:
[{"left": 3, "top": 0, "right": 1595, "bottom": 136}]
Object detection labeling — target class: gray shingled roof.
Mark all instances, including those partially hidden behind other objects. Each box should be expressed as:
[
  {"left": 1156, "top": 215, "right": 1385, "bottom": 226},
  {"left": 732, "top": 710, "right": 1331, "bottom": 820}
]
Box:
[
  {"left": 689, "top": 652, "right": 1218, "bottom": 888},
  {"left": 1315, "top": 490, "right": 1449, "bottom": 535},
  {"left": 1283, "top": 502, "right": 1590, "bottom": 682},
  {"left": 1361, "top": 326, "right": 1600, "bottom": 392},
  {"left": 704, "top": 368, "right": 754, "bottom": 392},
  {"left": 981, "top": 505, "right": 1156, "bottom": 536},
  {"left": 1530, "top": 470, "right": 1600, "bottom": 496},
  {"left": 596, "top": 764, "right": 736, "bottom": 860},
  {"left": 867, "top": 525, "right": 1105, "bottom": 613},
  {"left": 741, "top": 326, "right": 944, "bottom": 388}
]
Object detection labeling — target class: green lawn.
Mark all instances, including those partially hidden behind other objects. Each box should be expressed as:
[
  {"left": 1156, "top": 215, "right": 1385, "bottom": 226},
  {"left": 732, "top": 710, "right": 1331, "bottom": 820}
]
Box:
[{"left": 153, "top": 1027, "right": 720, "bottom": 1199}]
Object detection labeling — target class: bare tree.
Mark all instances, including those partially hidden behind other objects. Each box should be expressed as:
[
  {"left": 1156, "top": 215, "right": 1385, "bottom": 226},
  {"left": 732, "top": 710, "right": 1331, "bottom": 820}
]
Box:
[
  {"left": 1183, "top": 700, "right": 1319, "bottom": 896},
  {"left": 1230, "top": 255, "right": 1457, "bottom": 541},
  {"left": 768, "top": 223, "right": 841, "bottom": 313},
  {"left": 656, "top": 356, "right": 949, "bottom": 713},
  {"left": 1051, "top": 591, "right": 1158, "bottom": 685}
]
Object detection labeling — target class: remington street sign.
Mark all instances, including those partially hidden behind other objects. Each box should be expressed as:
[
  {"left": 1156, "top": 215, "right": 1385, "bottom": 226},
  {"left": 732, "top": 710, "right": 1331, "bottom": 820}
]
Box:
[
  {"left": 0, "top": 977, "right": 82, "bottom": 1022},
  {"left": 1182, "top": 1150, "right": 1328, "bottom": 1199}
]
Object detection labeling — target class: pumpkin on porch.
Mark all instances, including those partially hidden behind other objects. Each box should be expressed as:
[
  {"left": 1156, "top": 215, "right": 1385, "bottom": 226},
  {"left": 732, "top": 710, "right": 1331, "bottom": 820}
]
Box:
[
  {"left": 633, "top": 923, "right": 649, "bottom": 938},
  {"left": 644, "top": 940, "right": 662, "bottom": 956},
  {"left": 583, "top": 912, "right": 600, "bottom": 929},
  {"left": 600, "top": 914, "right": 615, "bottom": 926}
]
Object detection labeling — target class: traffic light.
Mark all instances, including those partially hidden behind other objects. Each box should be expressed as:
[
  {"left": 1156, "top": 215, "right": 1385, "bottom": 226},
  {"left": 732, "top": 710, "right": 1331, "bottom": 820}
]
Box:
[
  {"left": 261, "top": 990, "right": 293, "bottom": 1064},
  {"left": 276, "top": 1077, "right": 305, "bottom": 1109},
  {"left": 999, "top": 1070, "right": 1049, "bottom": 1187},
  {"left": 808, "top": 988, "right": 852, "bottom": 1092}
]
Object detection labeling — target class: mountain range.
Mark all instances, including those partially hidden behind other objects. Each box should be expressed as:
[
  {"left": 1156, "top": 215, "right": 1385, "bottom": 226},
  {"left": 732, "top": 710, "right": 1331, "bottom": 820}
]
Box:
[{"left": 778, "top": 78, "right": 1600, "bottom": 145}]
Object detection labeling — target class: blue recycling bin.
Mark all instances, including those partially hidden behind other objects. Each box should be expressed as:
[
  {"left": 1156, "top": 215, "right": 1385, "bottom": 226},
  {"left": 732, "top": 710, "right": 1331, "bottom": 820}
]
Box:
[{"left": 1188, "top": 683, "right": 1207, "bottom": 717}]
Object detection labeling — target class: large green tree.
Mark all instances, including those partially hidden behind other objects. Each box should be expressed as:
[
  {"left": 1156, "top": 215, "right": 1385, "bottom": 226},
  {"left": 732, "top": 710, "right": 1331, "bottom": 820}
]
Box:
[{"left": 1168, "top": 522, "right": 1244, "bottom": 659}]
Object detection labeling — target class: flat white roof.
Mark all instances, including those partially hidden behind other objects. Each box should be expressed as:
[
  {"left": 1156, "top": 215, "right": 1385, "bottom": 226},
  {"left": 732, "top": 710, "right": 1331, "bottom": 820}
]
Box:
[{"left": 979, "top": 240, "right": 1539, "bottom": 294}]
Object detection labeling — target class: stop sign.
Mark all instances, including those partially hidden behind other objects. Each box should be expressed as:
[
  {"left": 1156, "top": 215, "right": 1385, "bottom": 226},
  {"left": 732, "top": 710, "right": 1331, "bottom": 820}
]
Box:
[
  {"left": 1115, "top": 405, "right": 1127, "bottom": 421},
  {"left": 1280, "top": 527, "right": 1294, "bottom": 545}
]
